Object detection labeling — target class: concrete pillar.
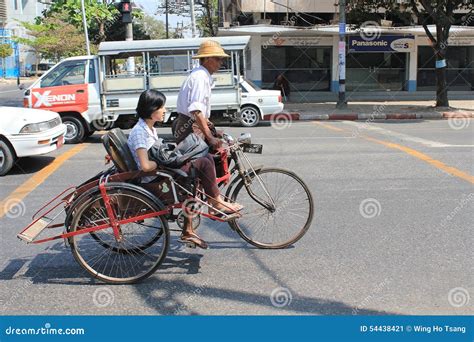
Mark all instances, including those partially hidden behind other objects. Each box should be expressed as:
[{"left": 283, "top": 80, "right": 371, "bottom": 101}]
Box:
[
  {"left": 331, "top": 34, "right": 339, "bottom": 92},
  {"left": 248, "top": 35, "right": 262, "bottom": 86},
  {"left": 407, "top": 35, "right": 418, "bottom": 92}
]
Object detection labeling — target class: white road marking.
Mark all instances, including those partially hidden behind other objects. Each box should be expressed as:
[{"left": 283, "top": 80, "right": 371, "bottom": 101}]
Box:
[
  {"left": 257, "top": 137, "right": 355, "bottom": 140},
  {"left": 343, "top": 121, "right": 474, "bottom": 148}
]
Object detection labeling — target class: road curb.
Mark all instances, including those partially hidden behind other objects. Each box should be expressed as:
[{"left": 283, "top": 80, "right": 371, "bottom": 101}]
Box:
[
  {"left": 265, "top": 111, "right": 473, "bottom": 122},
  {"left": 443, "top": 111, "right": 474, "bottom": 119}
]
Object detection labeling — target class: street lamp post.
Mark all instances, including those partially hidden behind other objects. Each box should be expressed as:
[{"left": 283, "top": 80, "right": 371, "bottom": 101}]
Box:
[
  {"left": 190, "top": 0, "right": 197, "bottom": 38},
  {"left": 81, "top": 0, "right": 91, "bottom": 55},
  {"left": 336, "top": 0, "right": 347, "bottom": 109}
]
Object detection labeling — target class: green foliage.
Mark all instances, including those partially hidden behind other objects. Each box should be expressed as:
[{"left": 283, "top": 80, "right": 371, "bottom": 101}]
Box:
[
  {"left": 140, "top": 14, "right": 167, "bottom": 40},
  {"left": 16, "top": 11, "right": 86, "bottom": 63},
  {"left": 41, "top": 0, "right": 119, "bottom": 44},
  {"left": 0, "top": 43, "right": 13, "bottom": 59},
  {"left": 196, "top": 0, "right": 219, "bottom": 37}
]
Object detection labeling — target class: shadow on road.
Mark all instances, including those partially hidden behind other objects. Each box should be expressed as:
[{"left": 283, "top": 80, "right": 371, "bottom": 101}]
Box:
[{"left": 9, "top": 156, "right": 55, "bottom": 175}]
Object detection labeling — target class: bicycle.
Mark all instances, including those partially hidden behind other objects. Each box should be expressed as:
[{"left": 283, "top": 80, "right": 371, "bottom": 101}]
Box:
[{"left": 18, "top": 130, "right": 314, "bottom": 284}]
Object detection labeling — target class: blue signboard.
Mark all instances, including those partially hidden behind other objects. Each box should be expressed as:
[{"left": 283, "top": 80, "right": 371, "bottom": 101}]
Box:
[{"left": 349, "top": 35, "right": 415, "bottom": 53}]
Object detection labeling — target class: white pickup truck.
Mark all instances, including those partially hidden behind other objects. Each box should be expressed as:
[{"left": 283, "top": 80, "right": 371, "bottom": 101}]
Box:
[{"left": 23, "top": 36, "right": 283, "bottom": 144}]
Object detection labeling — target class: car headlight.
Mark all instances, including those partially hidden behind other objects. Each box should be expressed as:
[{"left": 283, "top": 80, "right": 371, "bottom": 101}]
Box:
[{"left": 20, "top": 117, "right": 62, "bottom": 133}]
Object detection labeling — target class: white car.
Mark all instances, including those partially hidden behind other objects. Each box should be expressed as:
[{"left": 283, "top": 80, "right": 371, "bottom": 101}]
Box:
[
  {"left": 0, "top": 107, "right": 67, "bottom": 176},
  {"left": 239, "top": 78, "right": 283, "bottom": 127},
  {"left": 164, "top": 77, "right": 284, "bottom": 127}
]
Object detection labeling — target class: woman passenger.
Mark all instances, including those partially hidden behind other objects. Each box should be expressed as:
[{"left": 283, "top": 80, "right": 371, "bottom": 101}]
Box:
[{"left": 127, "top": 89, "right": 242, "bottom": 249}]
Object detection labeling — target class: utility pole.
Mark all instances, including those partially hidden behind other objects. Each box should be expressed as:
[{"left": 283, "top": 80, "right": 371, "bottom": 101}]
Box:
[
  {"left": 336, "top": 0, "right": 347, "bottom": 109},
  {"left": 190, "top": 0, "right": 196, "bottom": 38},
  {"left": 120, "top": 0, "right": 134, "bottom": 73},
  {"left": 81, "top": 0, "right": 91, "bottom": 55},
  {"left": 165, "top": 0, "right": 169, "bottom": 38}
]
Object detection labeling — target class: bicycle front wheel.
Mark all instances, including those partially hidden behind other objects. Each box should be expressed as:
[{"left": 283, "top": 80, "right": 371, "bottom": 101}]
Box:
[
  {"left": 230, "top": 168, "right": 314, "bottom": 249},
  {"left": 69, "top": 185, "right": 169, "bottom": 284}
]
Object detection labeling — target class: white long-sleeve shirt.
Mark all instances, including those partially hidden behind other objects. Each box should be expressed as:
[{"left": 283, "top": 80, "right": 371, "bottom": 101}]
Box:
[{"left": 176, "top": 65, "right": 214, "bottom": 119}]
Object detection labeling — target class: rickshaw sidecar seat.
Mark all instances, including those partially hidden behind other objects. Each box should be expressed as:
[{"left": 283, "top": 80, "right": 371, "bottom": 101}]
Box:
[{"left": 102, "top": 128, "right": 138, "bottom": 172}]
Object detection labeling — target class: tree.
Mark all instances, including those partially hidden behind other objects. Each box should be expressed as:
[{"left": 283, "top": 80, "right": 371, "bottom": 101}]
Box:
[
  {"left": 195, "top": 0, "right": 218, "bottom": 37},
  {"left": 16, "top": 11, "right": 86, "bottom": 74},
  {"left": 104, "top": 14, "right": 161, "bottom": 41},
  {"left": 0, "top": 43, "right": 13, "bottom": 78},
  {"left": 347, "top": 0, "right": 473, "bottom": 107},
  {"left": 157, "top": 0, "right": 219, "bottom": 37},
  {"left": 41, "top": 0, "right": 119, "bottom": 44},
  {"left": 141, "top": 14, "right": 167, "bottom": 39}
]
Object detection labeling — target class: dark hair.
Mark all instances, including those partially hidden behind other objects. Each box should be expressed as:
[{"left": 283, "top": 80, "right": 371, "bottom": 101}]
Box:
[{"left": 136, "top": 89, "right": 166, "bottom": 119}]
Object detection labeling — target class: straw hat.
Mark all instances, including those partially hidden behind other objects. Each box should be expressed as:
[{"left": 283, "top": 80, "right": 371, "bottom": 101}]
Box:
[{"left": 192, "top": 40, "right": 230, "bottom": 59}]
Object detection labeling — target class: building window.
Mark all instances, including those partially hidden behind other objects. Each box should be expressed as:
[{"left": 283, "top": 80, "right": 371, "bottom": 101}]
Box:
[
  {"left": 13, "top": 0, "right": 18, "bottom": 11},
  {"left": 346, "top": 52, "right": 407, "bottom": 91},
  {"left": 262, "top": 46, "right": 332, "bottom": 96},
  {"left": 418, "top": 46, "right": 474, "bottom": 91}
]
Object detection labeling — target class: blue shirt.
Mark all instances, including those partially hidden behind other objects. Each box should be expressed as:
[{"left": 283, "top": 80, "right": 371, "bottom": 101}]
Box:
[{"left": 127, "top": 118, "right": 162, "bottom": 182}]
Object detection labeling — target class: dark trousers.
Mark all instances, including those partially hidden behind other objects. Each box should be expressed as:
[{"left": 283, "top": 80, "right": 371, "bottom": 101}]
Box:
[{"left": 180, "top": 154, "right": 219, "bottom": 198}]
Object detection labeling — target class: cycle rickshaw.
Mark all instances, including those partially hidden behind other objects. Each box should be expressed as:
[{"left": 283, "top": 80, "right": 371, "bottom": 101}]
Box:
[{"left": 18, "top": 129, "right": 314, "bottom": 284}]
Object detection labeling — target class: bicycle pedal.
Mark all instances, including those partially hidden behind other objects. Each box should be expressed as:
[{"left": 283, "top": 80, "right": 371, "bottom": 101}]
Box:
[{"left": 178, "top": 239, "right": 197, "bottom": 249}]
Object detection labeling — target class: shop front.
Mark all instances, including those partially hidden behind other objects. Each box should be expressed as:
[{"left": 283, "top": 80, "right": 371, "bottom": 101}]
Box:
[
  {"left": 218, "top": 25, "right": 474, "bottom": 101},
  {"left": 346, "top": 35, "right": 414, "bottom": 92}
]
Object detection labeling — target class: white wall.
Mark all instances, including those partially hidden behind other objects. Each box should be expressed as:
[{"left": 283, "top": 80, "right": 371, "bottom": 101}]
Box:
[{"left": 241, "top": 0, "right": 336, "bottom": 13}]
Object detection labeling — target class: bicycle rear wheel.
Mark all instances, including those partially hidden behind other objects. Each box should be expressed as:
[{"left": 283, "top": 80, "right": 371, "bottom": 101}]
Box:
[
  {"left": 69, "top": 184, "right": 169, "bottom": 284},
  {"left": 230, "top": 168, "right": 313, "bottom": 249}
]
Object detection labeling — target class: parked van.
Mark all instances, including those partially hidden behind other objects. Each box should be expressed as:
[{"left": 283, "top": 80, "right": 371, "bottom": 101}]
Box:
[
  {"left": 25, "top": 63, "right": 54, "bottom": 77},
  {"left": 23, "top": 36, "right": 283, "bottom": 144}
]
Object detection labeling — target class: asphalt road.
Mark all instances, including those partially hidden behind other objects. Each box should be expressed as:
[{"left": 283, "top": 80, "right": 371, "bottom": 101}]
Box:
[{"left": 0, "top": 116, "right": 472, "bottom": 315}]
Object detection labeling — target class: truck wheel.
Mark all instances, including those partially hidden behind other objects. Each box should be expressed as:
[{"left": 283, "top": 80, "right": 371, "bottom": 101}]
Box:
[
  {"left": 0, "top": 140, "right": 15, "bottom": 176},
  {"left": 62, "top": 115, "right": 86, "bottom": 144},
  {"left": 240, "top": 106, "right": 260, "bottom": 127}
]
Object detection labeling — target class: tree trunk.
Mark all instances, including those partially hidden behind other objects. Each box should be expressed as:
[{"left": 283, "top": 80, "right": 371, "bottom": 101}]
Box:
[
  {"left": 206, "top": 0, "right": 216, "bottom": 36},
  {"left": 98, "top": 21, "right": 105, "bottom": 44},
  {"left": 434, "top": 24, "right": 449, "bottom": 107}
]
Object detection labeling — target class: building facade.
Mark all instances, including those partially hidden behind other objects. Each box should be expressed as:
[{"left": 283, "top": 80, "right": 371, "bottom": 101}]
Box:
[
  {"left": 1, "top": 0, "right": 51, "bottom": 77},
  {"left": 218, "top": 0, "right": 474, "bottom": 101}
]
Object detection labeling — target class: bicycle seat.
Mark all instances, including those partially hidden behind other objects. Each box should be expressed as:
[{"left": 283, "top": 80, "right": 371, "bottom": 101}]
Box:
[{"left": 102, "top": 128, "right": 138, "bottom": 172}]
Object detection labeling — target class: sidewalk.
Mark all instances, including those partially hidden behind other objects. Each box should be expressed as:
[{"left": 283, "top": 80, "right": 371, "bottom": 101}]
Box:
[{"left": 265, "top": 100, "right": 474, "bottom": 121}]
